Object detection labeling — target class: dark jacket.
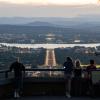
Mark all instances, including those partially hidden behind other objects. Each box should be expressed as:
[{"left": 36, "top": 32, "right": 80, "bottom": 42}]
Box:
[
  {"left": 10, "top": 61, "right": 25, "bottom": 78},
  {"left": 74, "top": 68, "right": 82, "bottom": 78},
  {"left": 63, "top": 61, "right": 73, "bottom": 74},
  {"left": 86, "top": 65, "right": 96, "bottom": 79}
]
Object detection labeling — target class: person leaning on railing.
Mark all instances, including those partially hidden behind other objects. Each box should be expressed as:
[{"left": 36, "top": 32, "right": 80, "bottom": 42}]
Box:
[
  {"left": 10, "top": 57, "right": 25, "bottom": 98},
  {"left": 63, "top": 57, "right": 74, "bottom": 98},
  {"left": 86, "top": 59, "right": 96, "bottom": 96},
  {"left": 73, "top": 59, "right": 82, "bottom": 96}
]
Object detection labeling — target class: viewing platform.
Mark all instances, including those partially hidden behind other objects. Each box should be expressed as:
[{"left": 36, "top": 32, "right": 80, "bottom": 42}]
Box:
[
  {"left": 4, "top": 96, "right": 100, "bottom": 100},
  {"left": 0, "top": 68, "right": 100, "bottom": 99}
]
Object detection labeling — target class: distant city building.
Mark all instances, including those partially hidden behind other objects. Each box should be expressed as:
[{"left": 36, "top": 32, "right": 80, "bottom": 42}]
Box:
[
  {"left": 74, "top": 40, "right": 81, "bottom": 43},
  {"left": 46, "top": 33, "right": 55, "bottom": 37},
  {"left": 56, "top": 40, "right": 63, "bottom": 44},
  {"left": 31, "top": 40, "right": 35, "bottom": 43}
]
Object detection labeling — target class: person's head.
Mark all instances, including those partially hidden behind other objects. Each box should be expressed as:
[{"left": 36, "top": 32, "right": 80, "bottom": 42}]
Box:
[
  {"left": 75, "top": 60, "right": 81, "bottom": 68},
  {"left": 90, "top": 59, "right": 95, "bottom": 65},
  {"left": 66, "top": 57, "right": 72, "bottom": 62}
]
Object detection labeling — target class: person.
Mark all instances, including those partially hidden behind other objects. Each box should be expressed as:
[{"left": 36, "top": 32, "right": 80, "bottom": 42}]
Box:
[
  {"left": 73, "top": 60, "right": 82, "bottom": 96},
  {"left": 87, "top": 59, "right": 96, "bottom": 75},
  {"left": 63, "top": 57, "right": 74, "bottom": 98},
  {"left": 86, "top": 59, "right": 96, "bottom": 96},
  {"left": 10, "top": 57, "right": 25, "bottom": 98}
]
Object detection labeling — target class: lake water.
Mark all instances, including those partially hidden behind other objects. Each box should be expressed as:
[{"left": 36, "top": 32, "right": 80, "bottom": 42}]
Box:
[{"left": 0, "top": 43, "right": 100, "bottom": 49}]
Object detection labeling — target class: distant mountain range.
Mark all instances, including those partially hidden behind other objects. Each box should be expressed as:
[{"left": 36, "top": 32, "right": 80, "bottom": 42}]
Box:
[
  {"left": 26, "top": 21, "right": 55, "bottom": 27},
  {"left": 0, "top": 16, "right": 100, "bottom": 28}
]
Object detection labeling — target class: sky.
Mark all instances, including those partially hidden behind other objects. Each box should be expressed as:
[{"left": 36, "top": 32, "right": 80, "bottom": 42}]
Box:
[
  {"left": 0, "top": 0, "right": 100, "bottom": 17},
  {"left": 0, "top": 0, "right": 98, "bottom": 5}
]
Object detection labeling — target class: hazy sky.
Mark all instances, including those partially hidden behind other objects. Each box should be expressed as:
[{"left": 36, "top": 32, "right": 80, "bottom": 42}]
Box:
[
  {"left": 0, "top": 0, "right": 98, "bottom": 5},
  {"left": 0, "top": 0, "right": 100, "bottom": 17}
]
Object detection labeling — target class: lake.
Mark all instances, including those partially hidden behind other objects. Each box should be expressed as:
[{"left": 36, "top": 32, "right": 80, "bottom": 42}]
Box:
[{"left": 0, "top": 43, "right": 100, "bottom": 49}]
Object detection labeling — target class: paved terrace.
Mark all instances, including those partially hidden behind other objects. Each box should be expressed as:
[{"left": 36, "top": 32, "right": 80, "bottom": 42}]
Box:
[{"left": 4, "top": 96, "right": 100, "bottom": 100}]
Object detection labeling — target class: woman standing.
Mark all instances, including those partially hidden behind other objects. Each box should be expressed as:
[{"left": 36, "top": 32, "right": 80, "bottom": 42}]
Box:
[{"left": 73, "top": 60, "right": 82, "bottom": 96}]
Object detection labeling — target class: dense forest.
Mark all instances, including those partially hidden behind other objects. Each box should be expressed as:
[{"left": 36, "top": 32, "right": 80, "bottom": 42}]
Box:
[
  {"left": 55, "top": 48, "right": 100, "bottom": 65},
  {"left": 0, "top": 48, "right": 46, "bottom": 70}
]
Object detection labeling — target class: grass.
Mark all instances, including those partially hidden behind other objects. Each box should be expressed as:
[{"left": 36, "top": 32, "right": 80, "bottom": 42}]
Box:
[{"left": 81, "top": 65, "right": 100, "bottom": 68}]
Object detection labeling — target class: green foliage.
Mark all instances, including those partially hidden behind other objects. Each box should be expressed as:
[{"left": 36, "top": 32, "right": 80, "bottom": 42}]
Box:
[
  {"left": 0, "top": 49, "right": 46, "bottom": 69},
  {"left": 55, "top": 48, "right": 100, "bottom": 65}
]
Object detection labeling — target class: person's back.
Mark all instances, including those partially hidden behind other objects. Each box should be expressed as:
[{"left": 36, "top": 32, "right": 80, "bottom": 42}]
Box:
[
  {"left": 86, "top": 59, "right": 96, "bottom": 97},
  {"left": 63, "top": 58, "right": 73, "bottom": 75},
  {"left": 87, "top": 64, "right": 96, "bottom": 72},
  {"left": 10, "top": 59, "right": 25, "bottom": 98},
  {"left": 74, "top": 68, "right": 82, "bottom": 78},
  {"left": 86, "top": 59, "right": 96, "bottom": 79},
  {"left": 63, "top": 57, "right": 74, "bottom": 98},
  {"left": 73, "top": 60, "right": 82, "bottom": 96},
  {"left": 10, "top": 61, "right": 25, "bottom": 78},
  {"left": 74, "top": 60, "right": 82, "bottom": 78}
]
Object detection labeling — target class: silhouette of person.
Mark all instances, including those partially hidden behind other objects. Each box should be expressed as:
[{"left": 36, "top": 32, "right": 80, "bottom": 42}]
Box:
[
  {"left": 87, "top": 59, "right": 96, "bottom": 76},
  {"left": 63, "top": 57, "right": 74, "bottom": 98},
  {"left": 10, "top": 57, "right": 25, "bottom": 98},
  {"left": 74, "top": 60, "right": 82, "bottom": 78},
  {"left": 86, "top": 59, "right": 96, "bottom": 96},
  {"left": 73, "top": 59, "right": 82, "bottom": 96}
]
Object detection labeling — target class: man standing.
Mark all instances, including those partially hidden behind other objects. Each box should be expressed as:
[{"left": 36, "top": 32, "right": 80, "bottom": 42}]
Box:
[
  {"left": 63, "top": 57, "right": 74, "bottom": 98},
  {"left": 10, "top": 57, "right": 25, "bottom": 98},
  {"left": 86, "top": 59, "right": 96, "bottom": 96}
]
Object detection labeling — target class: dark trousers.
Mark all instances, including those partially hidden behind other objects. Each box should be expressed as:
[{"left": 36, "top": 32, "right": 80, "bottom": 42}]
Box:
[
  {"left": 14, "top": 77, "right": 23, "bottom": 93},
  {"left": 73, "top": 77, "right": 82, "bottom": 96}
]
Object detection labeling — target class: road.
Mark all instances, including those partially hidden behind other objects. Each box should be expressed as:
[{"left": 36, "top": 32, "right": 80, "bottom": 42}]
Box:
[{"left": 45, "top": 49, "right": 56, "bottom": 67}]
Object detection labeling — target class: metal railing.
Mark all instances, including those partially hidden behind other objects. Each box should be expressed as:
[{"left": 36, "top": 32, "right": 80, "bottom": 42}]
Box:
[
  {"left": 0, "top": 68, "right": 65, "bottom": 79},
  {"left": 0, "top": 69, "right": 10, "bottom": 79},
  {"left": 0, "top": 68, "right": 100, "bottom": 79},
  {"left": 0, "top": 68, "right": 100, "bottom": 97}
]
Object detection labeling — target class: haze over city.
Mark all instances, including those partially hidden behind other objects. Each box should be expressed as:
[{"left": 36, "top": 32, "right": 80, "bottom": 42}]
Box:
[
  {"left": 0, "top": 1, "right": 100, "bottom": 99},
  {"left": 0, "top": 0, "right": 100, "bottom": 17},
  {"left": 0, "top": 0, "right": 100, "bottom": 65}
]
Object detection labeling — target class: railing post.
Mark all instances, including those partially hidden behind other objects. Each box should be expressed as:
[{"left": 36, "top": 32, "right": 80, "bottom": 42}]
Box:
[{"left": 5, "top": 71, "right": 8, "bottom": 79}]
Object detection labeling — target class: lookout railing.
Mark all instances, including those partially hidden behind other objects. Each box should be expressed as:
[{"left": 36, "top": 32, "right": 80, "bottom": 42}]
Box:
[
  {"left": 0, "top": 68, "right": 100, "bottom": 82},
  {"left": 0, "top": 68, "right": 100, "bottom": 97}
]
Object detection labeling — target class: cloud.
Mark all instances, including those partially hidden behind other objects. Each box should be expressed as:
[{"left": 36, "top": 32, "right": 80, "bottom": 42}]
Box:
[
  {"left": 0, "top": 2, "right": 100, "bottom": 17},
  {"left": 0, "top": 0, "right": 98, "bottom": 5}
]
